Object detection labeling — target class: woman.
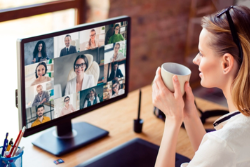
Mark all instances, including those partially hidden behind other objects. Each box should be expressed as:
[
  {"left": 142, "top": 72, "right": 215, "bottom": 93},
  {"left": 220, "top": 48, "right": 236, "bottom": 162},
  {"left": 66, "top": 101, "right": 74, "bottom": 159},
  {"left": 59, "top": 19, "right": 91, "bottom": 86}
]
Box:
[
  {"left": 110, "top": 43, "right": 125, "bottom": 62},
  {"left": 31, "top": 62, "right": 51, "bottom": 86},
  {"left": 85, "top": 29, "right": 99, "bottom": 50},
  {"left": 111, "top": 78, "right": 124, "bottom": 98},
  {"left": 59, "top": 96, "right": 75, "bottom": 116},
  {"left": 65, "top": 54, "right": 95, "bottom": 95},
  {"left": 83, "top": 88, "right": 100, "bottom": 108},
  {"left": 108, "top": 24, "right": 124, "bottom": 44},
  {"left": 153, "top": 6, "right": 250, "bottom": 167},
  {"left": 32, "top": 40, "right": 48, "bottom": 63}
]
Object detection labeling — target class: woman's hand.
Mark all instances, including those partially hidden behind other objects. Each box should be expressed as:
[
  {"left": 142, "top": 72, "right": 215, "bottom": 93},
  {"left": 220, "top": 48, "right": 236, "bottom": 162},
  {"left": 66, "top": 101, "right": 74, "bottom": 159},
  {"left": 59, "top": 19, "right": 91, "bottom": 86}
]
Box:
[
  {"left": 152, "top": 67, "right": 184, "bottom": 125},
  {"left": 183, "top": 79, "right": 199, "bottom": 121}
]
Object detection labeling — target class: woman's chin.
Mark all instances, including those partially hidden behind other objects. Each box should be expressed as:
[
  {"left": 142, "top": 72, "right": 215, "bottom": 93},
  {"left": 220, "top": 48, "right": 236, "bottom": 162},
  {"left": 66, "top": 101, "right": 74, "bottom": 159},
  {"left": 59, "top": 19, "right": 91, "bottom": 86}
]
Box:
[
  {"left": 200, "top": 80, "right": 214, "bottom": 88},
  {"left": 76, "top": 72, "right": 83, "bottom": 76},
  {"left": 200, "top": 79, "right": 207, "bottom": 87}
]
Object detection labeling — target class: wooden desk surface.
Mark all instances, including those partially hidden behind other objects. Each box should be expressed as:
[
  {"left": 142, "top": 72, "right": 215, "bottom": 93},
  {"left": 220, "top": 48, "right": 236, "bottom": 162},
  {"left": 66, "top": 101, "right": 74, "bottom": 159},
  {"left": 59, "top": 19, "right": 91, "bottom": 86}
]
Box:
[{"left": 21, "top": 85, "right": 228, "bottom": 167}]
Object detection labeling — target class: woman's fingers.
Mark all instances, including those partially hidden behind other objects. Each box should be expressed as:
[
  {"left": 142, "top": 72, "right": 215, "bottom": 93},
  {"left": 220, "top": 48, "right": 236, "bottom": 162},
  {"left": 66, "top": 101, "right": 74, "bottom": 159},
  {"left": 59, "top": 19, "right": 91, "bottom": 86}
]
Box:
[
  {"left": 155, "top": 67, "right": 171, "bottom": 94},
  {"left": 184, "top": 81, "right": 194, "bottom": 101},
  {"left": 152, "top": 68, "right": 160, "bottom": 104},
  {"left": 172, "top": 75, "right": 182, "bottom": 99}
]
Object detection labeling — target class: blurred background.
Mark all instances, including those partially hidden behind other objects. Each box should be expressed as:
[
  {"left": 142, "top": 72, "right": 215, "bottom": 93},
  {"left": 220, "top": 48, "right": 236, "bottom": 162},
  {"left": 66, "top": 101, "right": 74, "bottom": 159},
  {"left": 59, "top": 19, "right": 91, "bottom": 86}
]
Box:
[{"left": 0, "top": 0, "right": 249, "bottom": 140}]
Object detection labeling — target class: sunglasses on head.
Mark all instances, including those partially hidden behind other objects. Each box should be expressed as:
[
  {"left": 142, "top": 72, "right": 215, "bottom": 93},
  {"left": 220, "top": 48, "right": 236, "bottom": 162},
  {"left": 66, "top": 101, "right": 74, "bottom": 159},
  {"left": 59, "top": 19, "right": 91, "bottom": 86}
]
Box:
[{"left": 217, "top": 6, "right": 243, "bottom": 63}]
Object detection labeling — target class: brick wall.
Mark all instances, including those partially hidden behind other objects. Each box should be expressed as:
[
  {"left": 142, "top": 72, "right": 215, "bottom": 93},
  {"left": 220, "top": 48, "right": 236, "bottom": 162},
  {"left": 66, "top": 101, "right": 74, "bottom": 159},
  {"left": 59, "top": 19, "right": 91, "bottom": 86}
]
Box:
[{"left": 107, "top": 1, "right": 217, "bottom": 91}]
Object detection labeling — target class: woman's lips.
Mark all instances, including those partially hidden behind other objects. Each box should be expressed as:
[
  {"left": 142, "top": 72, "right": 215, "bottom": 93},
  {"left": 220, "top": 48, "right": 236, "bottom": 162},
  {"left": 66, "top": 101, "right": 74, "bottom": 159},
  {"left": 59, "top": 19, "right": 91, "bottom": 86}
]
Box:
[
  {"left": 199, "top": 72, "right": 203, "bottom": 78},
  {"left": 76, "top": 70, "right": 82, "bottom": 74}
]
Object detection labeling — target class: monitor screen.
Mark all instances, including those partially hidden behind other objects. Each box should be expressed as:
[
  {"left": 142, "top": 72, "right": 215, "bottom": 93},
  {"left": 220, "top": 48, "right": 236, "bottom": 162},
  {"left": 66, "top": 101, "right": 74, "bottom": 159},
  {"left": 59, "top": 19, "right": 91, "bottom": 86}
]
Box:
[{"left": 17, "top": 16, "right": 130, "bottom": 136}]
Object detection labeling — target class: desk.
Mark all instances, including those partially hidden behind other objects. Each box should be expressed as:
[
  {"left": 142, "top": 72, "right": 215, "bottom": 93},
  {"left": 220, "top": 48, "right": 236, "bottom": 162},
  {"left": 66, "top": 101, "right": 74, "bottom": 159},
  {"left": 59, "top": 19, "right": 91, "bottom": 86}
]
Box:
[{"left": 20, "top": 85, "right": 228, "bottom": 167}]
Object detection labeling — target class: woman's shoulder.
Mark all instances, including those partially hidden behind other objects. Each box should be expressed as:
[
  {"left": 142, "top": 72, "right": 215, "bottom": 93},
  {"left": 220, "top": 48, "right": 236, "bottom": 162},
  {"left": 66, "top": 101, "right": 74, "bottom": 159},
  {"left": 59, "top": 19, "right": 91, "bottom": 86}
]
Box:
[
  {"left": 45, "top": 76, "right": 51, "bottom": 81},
  {"left": 213, "top": 114, "right": 250, "bottom": 137},
  {"left": 109, "top": 35, "right": 114, "bottom": 41},
  {"left": 31, "top": 80, "right": 37, "bottom": 86},
  {"left": 118, "top": 52, "right": 125, "bottom": 58},
  {"left": 206, "top": 114, "right": 250, "bottom": 150},
  {"left": 67, "top": 77, "right": 76, "bottom": 84}
]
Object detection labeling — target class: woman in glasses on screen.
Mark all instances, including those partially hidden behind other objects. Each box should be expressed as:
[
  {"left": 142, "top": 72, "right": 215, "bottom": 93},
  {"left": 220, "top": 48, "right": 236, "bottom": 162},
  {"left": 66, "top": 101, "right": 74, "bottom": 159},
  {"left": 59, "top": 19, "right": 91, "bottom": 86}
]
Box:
[
  {"left": 110, "top": 43, "right": 125, "bottom": 62},
  {"left": 32, "top": 40, "right": 48, "bottom": 63},
  {"left": 85, "top": 29, "right": 99, "bottom": 50},
  {"left": 111, "top": 78, "right": 124, "bottom": 98},
  {"left": 153, "top": 6, "right": 250, "bottom": 167},
  {"left": 65, "top": 55, "right": 95, "bottom": 95},
  {"left": 59, "top": 96, "right": 75, "bottom": 116},
  {"left": 31, "top": 62, "right": 51, "bottom": 86},
  {"left": 108, "top": 24, "right": 124, "bottom": 44}
]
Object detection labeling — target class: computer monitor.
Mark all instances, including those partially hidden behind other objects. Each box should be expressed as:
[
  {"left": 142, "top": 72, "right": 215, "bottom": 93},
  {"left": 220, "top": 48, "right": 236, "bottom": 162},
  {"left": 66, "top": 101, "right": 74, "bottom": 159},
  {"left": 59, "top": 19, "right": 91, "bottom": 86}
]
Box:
[{"left": 16, "top": 16, "right": 130, "bottom": 156}]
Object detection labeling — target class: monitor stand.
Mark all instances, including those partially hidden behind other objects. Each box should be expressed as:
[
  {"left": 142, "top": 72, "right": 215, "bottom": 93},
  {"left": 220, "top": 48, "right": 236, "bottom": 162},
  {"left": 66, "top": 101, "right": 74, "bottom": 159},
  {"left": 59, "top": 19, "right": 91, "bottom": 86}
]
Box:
[{"left": 32, "top": 120, "right": 109, "bottom": 156}]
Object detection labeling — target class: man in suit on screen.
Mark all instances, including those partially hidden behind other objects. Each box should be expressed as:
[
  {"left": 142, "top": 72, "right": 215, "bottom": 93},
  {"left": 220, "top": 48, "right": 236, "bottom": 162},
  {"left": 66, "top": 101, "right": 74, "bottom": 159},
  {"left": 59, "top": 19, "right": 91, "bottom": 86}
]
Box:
[
  {"left": 60, "top": 35, "right": 77, "bottom": 57},
  {"left": 108, "top": 62, "right": 124, "bottom": 81}
]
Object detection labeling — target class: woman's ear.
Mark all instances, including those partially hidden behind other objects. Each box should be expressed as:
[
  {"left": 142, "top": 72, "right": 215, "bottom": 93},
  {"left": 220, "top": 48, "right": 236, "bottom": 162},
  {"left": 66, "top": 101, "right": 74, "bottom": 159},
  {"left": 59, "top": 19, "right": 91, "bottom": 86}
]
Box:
[{"left": 221, "top": 53, "right": 234, "bottom": 74}]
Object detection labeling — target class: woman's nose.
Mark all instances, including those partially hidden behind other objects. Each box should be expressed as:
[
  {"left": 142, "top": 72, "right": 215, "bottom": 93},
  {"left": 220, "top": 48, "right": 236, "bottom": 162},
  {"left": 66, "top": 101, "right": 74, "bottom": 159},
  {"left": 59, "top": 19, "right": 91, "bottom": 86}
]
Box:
[{"left": 193, "top": 54, "right": 200, "bottom": 65}]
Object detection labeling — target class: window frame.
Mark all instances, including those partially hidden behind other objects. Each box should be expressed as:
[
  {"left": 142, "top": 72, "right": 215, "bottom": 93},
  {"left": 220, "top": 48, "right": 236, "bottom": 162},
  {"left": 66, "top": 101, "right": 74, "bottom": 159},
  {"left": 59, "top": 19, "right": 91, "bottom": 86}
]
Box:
[{"left": 0, "top": 0, "right": 86, "bottom": 24}]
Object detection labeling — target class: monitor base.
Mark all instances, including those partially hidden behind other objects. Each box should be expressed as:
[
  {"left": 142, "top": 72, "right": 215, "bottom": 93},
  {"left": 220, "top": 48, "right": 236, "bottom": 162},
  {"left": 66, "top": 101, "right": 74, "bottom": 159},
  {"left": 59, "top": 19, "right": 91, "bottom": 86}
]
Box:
[{"left": 32, "top": 122, "right": 109, "bottom": 156}]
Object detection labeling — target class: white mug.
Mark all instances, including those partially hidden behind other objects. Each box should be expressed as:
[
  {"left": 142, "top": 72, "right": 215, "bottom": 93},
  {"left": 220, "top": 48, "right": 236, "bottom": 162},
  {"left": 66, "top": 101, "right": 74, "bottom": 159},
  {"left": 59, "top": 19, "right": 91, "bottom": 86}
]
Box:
[{"left": 161, "top": 62, "right": 191, "bottom": 96}]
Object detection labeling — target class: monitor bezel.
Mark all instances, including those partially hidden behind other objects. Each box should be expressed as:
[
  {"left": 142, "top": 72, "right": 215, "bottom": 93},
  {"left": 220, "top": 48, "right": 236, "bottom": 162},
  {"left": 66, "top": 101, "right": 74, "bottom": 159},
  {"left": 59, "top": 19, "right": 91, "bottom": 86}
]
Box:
[{"left": 17, "top": 16, "right": 131, "bottom": 137}]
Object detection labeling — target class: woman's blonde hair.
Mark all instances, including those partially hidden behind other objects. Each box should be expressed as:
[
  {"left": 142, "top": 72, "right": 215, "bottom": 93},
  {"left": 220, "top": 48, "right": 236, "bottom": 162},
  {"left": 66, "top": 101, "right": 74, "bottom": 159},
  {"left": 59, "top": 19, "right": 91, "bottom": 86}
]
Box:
[{"left": 201, "top": 6, "right": 250, "bottom": 116}]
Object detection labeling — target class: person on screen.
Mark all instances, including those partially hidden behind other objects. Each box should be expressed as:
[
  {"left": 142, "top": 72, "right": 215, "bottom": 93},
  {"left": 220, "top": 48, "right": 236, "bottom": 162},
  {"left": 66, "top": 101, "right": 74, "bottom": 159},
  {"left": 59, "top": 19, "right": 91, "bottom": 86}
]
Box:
[
  {"left": 32, "top": 40, "right": 48, "bottom": 63},
  {"left": 108, "top": 24, "right": 124, "bottom": 44},
  {"left": 65, "top": 55, "right": 95, "bottom": 95},
  {"left": 32, "top": 85, "right": 50, "bottom": 107},
  {"left": 110, "top": 43, "right": 125, "bottom": 62},
  {"left": 31, "top": 62, "right": 51, "bottom": 86},
  {"left": 31, "top": 104, "right": 51, "bottom": 127},
  {"left": 59, "top": 96, "right": 76, "bottom": 116},
  {"left": 59, "top": 35, "right": 77, "bottom": 57},
  {"left": 83, "top": 88, "right": 100, "bottom": 108},
  {"left": 111, "top": 78, "right": 124, "bottom": 98},
  {"left": 85, "top": 29, "right": 99, "bottom": 50},
  {"left": 108, "top": 62, "right": 124, "bottom": 81}
]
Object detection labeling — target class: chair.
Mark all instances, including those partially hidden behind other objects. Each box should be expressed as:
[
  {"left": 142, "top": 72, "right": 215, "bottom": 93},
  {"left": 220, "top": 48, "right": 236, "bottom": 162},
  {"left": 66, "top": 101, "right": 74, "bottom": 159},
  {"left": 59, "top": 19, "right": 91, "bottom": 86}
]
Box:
[
  {"left": 71, "top": 39, "right": 79, "bottom": 52},
  {"left": 67, "top": 54, "right": 100, "bottom": 85},
  {"left": 54, "top": 84, "right": 62, "bottom": 99}
]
